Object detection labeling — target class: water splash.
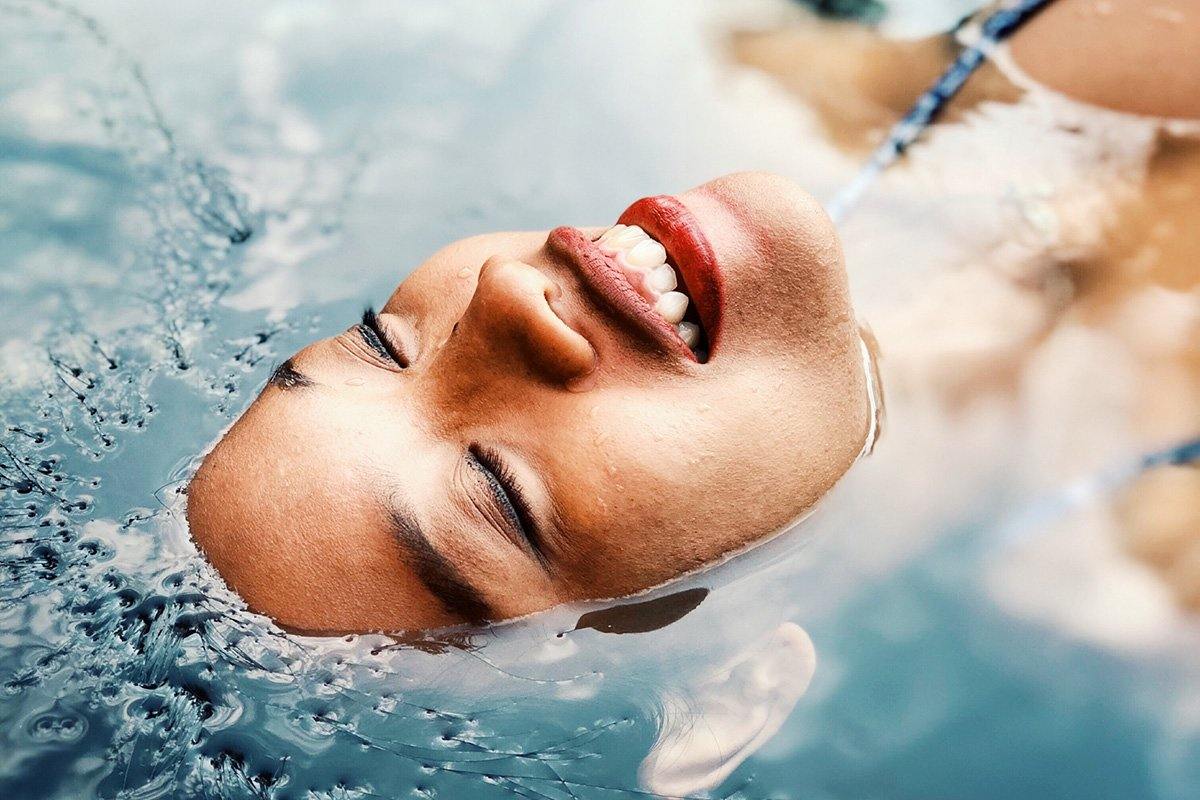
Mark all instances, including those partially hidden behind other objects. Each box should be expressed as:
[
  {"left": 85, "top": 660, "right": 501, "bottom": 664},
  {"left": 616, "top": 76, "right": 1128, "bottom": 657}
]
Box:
[{"left": 1, "top": 4, "right": 727, "bottom": 798}]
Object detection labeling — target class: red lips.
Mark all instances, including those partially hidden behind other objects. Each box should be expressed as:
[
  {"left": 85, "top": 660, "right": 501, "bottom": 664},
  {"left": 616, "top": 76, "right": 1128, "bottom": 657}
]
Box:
[
  {"left": 547, "top": 195, "right": 724, "bottom": 363},
  {"left": 618, "top": 195, "right": 723, "bottom": 355}
]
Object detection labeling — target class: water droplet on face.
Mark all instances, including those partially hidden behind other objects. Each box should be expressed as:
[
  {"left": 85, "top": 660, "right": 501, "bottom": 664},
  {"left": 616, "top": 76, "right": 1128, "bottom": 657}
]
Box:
[
  {"left": 458, "top": 267, "right": 472, "bottom": 279},
  {"left": 344, "top": 377, "right": 364, "bottom": 387}
]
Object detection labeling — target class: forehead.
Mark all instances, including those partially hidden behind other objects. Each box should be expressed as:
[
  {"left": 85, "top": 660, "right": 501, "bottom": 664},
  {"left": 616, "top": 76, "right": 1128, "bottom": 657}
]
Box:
[{"left": 195, "top": 371, "right": 423, "bottom": 529}]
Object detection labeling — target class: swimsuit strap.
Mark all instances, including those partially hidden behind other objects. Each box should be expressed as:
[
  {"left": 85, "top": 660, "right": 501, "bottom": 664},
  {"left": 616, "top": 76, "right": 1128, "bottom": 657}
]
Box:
[
  {"left": 995, "top": 437, "right": 1200, "bottom": 547},
  {"left": 827, "top": 0, "right": 1056, "bottom": 224}
]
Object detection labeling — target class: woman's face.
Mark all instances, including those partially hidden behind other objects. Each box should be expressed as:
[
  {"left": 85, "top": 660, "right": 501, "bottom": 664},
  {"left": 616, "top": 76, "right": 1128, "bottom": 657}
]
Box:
[{"left": 187, "top": 172, "right": 872, "bottom": 634}]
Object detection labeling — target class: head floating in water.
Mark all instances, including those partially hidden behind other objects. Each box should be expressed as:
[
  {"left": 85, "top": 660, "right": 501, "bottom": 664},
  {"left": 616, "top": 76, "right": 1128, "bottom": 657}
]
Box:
[{"left": 186, "top": 172, "right": 873, "bottom": 634}]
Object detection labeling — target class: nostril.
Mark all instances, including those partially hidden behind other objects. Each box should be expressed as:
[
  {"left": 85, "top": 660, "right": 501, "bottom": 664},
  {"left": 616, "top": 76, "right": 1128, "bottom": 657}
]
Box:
[{"left": 465, "top": 256, "right": 596, "bottom": 384}]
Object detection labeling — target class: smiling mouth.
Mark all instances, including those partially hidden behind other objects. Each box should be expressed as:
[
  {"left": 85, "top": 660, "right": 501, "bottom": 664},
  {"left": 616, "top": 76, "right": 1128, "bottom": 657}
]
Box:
[
  {"left": 592, "top": 223, "right": 707, "bottom": 357},
  {"left": 548, "top": 195, "right": 724, "bottom": 363}
]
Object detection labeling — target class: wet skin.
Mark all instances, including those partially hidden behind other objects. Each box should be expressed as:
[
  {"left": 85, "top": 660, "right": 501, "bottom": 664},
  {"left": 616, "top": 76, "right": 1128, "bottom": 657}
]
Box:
[{"left": 186, "top": 172, "right": 872, "bottom": 634}]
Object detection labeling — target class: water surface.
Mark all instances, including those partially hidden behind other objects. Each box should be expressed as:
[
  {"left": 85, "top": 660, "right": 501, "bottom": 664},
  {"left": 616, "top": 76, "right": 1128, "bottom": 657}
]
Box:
[{"left": 3, "top": 2, "right": 1199, "bottom": 798}]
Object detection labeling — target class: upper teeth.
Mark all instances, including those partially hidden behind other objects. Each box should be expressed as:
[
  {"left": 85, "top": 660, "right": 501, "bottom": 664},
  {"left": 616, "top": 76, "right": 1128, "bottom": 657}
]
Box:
[
  {"left": 597, "top": 224, "right": 699, "bottom": 348},
  {"left": 654, "top": 291, "right": 689, "bottom": 324},
  {"left": 676, "top": 320, "right": 700, "bottom": 349},
  {"left": 646, "top": 263, "right": 677, "bottom": 294},
  {"left": 625, "top": 238, "right": 667, "bottom": 269}
]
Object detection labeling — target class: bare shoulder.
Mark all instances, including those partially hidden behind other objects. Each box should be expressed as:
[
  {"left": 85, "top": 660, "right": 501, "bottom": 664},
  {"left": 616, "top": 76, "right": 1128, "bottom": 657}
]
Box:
[{"left": 1009, "top": 0, "right": 1200, "bottom": 120}]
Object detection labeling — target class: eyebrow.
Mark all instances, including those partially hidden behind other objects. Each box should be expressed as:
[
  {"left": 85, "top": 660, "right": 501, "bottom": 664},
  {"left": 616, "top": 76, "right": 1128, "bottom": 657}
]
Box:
[
  {"left": 268, "top": 358, "right": 315, "bottom": 391},
  {"left": 388, "top": 506, "right": 493, "bottom": 623}
]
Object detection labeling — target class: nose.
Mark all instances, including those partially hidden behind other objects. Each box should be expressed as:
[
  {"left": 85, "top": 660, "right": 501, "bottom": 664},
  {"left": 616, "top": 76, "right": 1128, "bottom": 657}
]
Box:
[{"left": 447, "top": 256, "right": 595, "bottom": 386}]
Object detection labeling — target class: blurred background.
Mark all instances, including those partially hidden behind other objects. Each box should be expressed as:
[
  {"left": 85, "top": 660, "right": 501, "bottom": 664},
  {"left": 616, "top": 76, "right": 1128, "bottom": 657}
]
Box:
[{"left": 2, "top": 1, "right": 1198, "bottom": 798}]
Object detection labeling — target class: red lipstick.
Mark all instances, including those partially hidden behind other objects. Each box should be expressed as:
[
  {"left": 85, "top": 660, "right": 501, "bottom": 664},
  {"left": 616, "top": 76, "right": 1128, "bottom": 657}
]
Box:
[
  {"left": 547, "top": 226, "right": 694, "bottom": 361},
  {"left": 547, "top": 195, "right": 724, "bottom": 364},
  {"left": 618, "top": 195, "right": 724, "bottom": 354}
]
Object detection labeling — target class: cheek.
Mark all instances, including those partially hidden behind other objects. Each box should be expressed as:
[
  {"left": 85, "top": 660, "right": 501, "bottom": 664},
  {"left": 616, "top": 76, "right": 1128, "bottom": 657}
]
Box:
[
  {"left": 617, "top": 377, "right": 825, "bottom": 515},
  {"left": 545, "top": 400, "right": 722, "bottom": 544},
  {"left": 526, "top": 383, "right": 820, "bottom": 594}
]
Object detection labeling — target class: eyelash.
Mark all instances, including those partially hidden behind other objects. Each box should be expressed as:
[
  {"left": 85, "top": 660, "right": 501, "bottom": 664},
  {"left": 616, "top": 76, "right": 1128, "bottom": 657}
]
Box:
[
  {"left": 357, "top": 307, "right": 408, "bottom": 368},
  {"left": 468, "top": 444, "right": 543, "bottom": 560}
]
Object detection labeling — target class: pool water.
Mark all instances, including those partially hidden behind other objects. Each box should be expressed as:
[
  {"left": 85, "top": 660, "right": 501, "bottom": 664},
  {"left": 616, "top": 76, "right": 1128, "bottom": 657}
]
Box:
[{"left": 3, "top": 2, "right": 1199, "bottom": 798}]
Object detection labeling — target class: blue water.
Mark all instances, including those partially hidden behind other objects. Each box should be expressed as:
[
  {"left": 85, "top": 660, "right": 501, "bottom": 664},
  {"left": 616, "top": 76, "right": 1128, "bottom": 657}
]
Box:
[{"left": 3, "top": 2, "right": 1199, "bottom": 798}]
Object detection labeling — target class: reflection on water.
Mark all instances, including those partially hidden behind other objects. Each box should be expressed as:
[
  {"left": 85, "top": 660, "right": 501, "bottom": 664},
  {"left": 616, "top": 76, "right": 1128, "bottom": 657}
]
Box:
[{"left": 2, "top": 1, "right": 1199, "bottom": 798}]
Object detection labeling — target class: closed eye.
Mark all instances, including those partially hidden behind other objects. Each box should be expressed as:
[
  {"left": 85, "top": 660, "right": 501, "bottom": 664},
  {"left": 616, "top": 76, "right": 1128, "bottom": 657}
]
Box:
[
  {"left": 357, "top": 306, "right": 409, "bottom": 368},
  {"left": 467, "top": 444, "right": 546, "bottom": 564}
]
